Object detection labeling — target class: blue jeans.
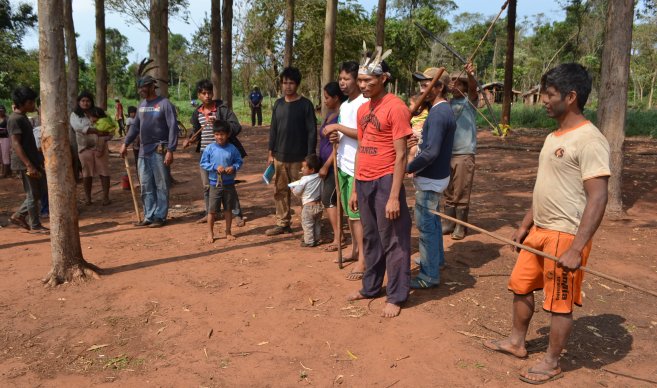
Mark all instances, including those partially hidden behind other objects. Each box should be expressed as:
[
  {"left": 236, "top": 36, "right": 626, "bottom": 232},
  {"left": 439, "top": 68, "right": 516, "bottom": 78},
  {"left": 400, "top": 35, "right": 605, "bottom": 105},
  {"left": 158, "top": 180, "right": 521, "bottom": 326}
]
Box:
[
  {"left": 138, "top": 152, "right": 170, "bottom": 222},
  {"left": 414, "top": 190, "right": 445, "bottom": 284}
]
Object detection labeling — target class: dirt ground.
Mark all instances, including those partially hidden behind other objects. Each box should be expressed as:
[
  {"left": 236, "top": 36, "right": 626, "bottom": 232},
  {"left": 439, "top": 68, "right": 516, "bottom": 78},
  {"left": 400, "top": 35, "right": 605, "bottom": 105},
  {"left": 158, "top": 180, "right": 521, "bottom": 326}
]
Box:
[{"left": 1, "top": 125, "right": 656, "bottom": 387}]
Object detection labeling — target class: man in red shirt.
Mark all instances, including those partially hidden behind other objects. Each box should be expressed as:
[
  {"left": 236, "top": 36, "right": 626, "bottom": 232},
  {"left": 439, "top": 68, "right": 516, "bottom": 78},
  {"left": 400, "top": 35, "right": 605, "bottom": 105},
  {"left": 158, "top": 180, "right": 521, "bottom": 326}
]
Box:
[{"left": 347, "top": 48, "right": 412, "bottom": 318}]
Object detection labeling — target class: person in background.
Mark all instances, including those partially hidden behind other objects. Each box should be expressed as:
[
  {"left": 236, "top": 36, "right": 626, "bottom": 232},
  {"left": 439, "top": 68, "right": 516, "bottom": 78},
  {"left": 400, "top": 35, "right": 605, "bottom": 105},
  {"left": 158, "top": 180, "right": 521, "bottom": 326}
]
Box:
[
  {"left": 0, "top": 105, "right": 11, "bottom": 178},
  {"left": 115, "top": 98, "right": 125, "bottom": 136},
  {"left": 248, "top": 86, "right": 263, "bottom": 127}
]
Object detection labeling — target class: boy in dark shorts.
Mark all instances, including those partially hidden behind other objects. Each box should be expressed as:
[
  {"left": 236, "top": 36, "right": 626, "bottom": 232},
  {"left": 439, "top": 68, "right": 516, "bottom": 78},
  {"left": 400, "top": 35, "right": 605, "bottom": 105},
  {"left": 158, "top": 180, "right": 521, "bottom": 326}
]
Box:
[{"left": 200, "top": 120, "right": 243, "bottom": 243}]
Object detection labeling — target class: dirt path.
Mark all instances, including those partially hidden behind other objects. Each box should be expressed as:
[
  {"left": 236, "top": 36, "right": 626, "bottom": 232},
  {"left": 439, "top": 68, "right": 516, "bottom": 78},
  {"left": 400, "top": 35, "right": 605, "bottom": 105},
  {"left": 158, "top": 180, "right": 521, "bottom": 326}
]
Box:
[{"left": 1, "top": 126, "right": 656, "bottom": 387}]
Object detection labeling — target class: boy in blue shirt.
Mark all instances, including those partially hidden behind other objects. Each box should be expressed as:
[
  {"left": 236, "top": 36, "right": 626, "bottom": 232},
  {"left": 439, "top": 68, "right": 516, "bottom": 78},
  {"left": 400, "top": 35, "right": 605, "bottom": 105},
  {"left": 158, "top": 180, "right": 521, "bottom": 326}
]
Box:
[{"left": 200, "top": 120, "right": 243, "bottom": 243}]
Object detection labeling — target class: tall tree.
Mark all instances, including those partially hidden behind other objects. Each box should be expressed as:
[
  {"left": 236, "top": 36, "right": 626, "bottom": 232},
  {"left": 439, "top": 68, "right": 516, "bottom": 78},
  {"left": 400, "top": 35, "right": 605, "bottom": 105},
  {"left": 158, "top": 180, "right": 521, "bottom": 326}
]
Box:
[
  {"left": 222, "top": 0, "right": 233, "bottom": 107},
  {"left": 211, "top": 0, "right": 221, "bottom": 97},
  {"left": 321, "top": 0, "right": 337, "bottom": 116},
  {"left": 38, "top": 0, "right": 100, "bottom": 286},
  {"left": 95, "top": 0, "right": 107, "bottom": 109},
  {"left": 597, "top": 0, "right": 635, "bottom": 217},
  {"left": 105, "top": 0, "right": 189, "bottom": 32},
  {"left": 284, "top": 0, "right": 295, "bottom": 66},
  {"left": 63, "top": 0, "right": 78, "bottom": 112},
  {"left": 501, "top": 0, "right": 516, "bottom": 126},
  {"left": 150, "top": 0, "right": 169, "bottom": 96},
  {"left": 375, "top": 0, "right": 386, "bottom": 48}
]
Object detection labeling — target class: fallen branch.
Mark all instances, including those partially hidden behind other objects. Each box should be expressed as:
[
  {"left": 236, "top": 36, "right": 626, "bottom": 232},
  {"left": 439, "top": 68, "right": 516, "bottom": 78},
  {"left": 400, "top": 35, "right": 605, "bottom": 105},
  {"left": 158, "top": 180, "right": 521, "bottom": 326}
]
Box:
[
  {"left": 601, "top": 368, "right": 657, "bottom": 385},
  {"left": 456, "top": 330, "right": 489, "bottom": 340}
]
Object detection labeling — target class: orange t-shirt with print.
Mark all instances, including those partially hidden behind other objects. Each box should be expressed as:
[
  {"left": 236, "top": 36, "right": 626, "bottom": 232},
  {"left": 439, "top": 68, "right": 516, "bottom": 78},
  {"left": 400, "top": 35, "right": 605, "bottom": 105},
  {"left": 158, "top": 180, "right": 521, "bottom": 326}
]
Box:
[{"left": 355, "top": 93, "right": 412, "bottom": 181}]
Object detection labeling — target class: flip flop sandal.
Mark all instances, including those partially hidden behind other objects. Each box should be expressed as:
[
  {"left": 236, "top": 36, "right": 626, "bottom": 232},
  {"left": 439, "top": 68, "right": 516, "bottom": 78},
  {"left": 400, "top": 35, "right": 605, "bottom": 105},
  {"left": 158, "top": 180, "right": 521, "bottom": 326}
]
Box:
[
  {"left": 482, "top": 339, "right": 528, "bottom": 359},
  {"left": 518, "top": 368, "right": 563, "bottom": 385},
  {"left": 10, "top": 215, "right": 30, "bottom": 230},
  {"left": 345, "top": 271, "right": 364, "bottom": 281}
]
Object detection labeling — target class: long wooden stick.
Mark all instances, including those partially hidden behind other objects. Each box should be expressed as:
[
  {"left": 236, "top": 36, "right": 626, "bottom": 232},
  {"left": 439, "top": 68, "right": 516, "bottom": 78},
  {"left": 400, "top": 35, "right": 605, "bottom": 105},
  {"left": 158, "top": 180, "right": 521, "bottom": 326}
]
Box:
[
  {"left": 431, "top": 210, "right": 657, "bottom": 298},
  {"left": 123, "top": 157, "right": 142, "bottom": 223},
  {"left": 409, "top": 67, "right": 446, "bottom": 114},
  {"left": 332, "top": 143, "right": 343, "bottom": 269},
  {"left": 450, "top": 0, "right": 510, "bottom": 82}
]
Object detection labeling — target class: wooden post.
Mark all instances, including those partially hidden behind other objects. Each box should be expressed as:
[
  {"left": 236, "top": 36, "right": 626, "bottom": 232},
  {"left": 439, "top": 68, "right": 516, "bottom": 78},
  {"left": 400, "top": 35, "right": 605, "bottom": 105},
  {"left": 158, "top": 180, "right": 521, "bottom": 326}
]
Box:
[
  {"left": 501, "top": 0, "right": 516, "bottom": 126},
  {"left": 321, "top": 0, "right": 337, "bottom": 117},
  {"left": 211, "top": 0, "right": 222, "bottom": 97}
]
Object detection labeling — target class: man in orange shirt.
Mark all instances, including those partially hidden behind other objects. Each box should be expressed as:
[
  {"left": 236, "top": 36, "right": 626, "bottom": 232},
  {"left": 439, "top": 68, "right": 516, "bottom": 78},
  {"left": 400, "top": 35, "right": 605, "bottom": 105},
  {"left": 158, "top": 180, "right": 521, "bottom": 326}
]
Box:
[
  {"left": 483, "top": 63, "right": 610, "bottom": 384},
  {"left": 346, "top": 48, "right": 412, "bottom": 318}
]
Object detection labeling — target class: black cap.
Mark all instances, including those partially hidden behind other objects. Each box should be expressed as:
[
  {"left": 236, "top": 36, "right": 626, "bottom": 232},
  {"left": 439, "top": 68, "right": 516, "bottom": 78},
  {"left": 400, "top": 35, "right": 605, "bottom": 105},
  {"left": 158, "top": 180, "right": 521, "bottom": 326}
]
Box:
[{"left": 137, "top": 75, "right": 157, "bottom": 88}]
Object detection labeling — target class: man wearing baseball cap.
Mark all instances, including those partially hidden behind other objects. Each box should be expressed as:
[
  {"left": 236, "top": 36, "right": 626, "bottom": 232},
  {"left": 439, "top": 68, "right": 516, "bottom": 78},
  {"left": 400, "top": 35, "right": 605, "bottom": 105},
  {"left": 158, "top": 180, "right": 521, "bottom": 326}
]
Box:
[
  {"left": 120, "top": 75, "right": 179, "bottom": 228},
  {"left": 406, "top": 67, "right": 456, "bottom": 289},
  {"left": 442, "top": 62, "right": 479, "bottom": 240}
]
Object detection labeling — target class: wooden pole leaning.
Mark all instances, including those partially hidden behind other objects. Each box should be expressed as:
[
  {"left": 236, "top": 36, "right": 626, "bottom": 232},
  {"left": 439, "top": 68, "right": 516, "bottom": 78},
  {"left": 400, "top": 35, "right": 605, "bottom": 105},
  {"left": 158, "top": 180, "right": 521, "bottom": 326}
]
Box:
[
  {"left": 332, "top": 143, "right": 343, "bottom": 269},
  {"left": 124, "top": 156, "right": 142, "bottom": 223},
  {"left": 431, "top": 210, "right": 657, "bottom": 299}
]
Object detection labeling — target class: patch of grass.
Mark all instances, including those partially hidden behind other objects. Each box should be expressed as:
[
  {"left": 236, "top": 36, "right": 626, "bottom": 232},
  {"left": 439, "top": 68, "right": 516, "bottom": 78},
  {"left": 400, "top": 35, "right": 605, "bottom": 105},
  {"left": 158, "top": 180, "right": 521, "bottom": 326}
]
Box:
[{"left": 476, "top": 103, "right": 657, "bottom": 138}]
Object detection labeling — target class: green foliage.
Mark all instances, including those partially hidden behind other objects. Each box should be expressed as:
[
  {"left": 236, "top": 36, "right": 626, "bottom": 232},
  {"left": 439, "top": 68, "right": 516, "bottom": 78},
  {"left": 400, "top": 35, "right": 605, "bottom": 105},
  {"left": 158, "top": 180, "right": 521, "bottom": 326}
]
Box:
[
  {"left": 0, "top": 0, "right": 37, "bottom": 98},
  {"left": 476, "top": 104, "right": 657, "bottom": 138}
]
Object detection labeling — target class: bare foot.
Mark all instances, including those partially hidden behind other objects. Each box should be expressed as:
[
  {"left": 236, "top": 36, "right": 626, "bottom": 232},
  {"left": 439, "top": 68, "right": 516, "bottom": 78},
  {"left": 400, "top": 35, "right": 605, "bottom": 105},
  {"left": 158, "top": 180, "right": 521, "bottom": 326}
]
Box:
[
  {"left": 519, "top": 359, "right": 563, "bottom": 384},
  {"left": 207, "top": 234, "right": 215, "bottom": 244},
  {"left": 381, "top": 302, "right": 401, "bottom": 318},
  {"left": 346, "top": 290, "right": 366, "bottom": 301},
  {"left": 226, "top": 233, "right": 236, "bottom": 241},
  {"left": 483, "top": 338, "right": 528, "bottom": 359}
]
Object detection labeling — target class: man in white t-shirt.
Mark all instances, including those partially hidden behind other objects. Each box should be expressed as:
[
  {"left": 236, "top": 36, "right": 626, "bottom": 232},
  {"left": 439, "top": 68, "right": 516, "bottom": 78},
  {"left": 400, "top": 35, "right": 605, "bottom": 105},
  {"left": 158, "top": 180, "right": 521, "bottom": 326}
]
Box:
[
  {"left": 323, "top": 61, "right": 368, "bottom": 280},
  {"left": 483, "top": 63, "right": 610, "bottom": 384}
]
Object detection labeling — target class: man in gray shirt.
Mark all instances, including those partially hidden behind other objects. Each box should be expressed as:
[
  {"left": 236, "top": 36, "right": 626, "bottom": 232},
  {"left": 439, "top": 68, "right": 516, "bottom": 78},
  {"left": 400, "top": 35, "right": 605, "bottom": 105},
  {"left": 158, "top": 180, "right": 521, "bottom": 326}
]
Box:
[{"left": 120, "top": 75, "right": 178, "bottom": 228}]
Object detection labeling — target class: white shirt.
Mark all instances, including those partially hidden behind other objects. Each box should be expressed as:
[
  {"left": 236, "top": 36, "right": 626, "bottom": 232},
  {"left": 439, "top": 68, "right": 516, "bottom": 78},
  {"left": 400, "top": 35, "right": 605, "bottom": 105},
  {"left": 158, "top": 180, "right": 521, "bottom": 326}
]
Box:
[
  {"left": 289, "top": 173, "right": 322, "bottom": 205},
  {"left": 336, "top": 94, "right": 368, "bottom": 176}
]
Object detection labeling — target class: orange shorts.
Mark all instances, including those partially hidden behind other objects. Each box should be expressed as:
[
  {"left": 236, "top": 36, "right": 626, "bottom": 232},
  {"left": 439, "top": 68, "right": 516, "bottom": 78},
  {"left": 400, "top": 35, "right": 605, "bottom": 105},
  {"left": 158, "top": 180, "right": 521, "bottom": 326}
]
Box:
[{"left": 508, "top": 226, "right": 592, "bottom": 314}]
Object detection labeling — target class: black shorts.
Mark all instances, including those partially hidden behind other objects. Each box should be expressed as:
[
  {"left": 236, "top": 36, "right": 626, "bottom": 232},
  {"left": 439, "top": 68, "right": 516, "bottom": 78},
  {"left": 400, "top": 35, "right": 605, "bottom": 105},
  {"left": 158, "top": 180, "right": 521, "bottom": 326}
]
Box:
[
  {"left": 321, "top": 169, "right": 337, "bottom": 208},
  {"left": 208, "top": 184, "right": 237, "bottom": 213}
]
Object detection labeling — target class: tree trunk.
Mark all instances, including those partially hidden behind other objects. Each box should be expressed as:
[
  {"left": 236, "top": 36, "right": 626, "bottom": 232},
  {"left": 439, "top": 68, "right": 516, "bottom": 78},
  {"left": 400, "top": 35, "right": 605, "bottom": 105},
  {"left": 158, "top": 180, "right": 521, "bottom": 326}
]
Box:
[
  {"left": 501, "top": 0, "right": 516, "bottom": 126},
  {"left": 648, "top": 70, "right": 656, "bottom": 109},
  {"left": 95, "top": 0, "right": 107, "bottom": 110},
  {"left": 597, "top": 0, "right": 634, "bottom": 217},
  {"left": 375, "top": 0, "right": 386, "bottom": 48},
  {"left": 150, "top": 0, "right": 169, "bottom": 97},
  {"left": 63, "top": 0, "right": 78, "bottom": 112},
  {"left": 491, "top": 36, "right": 498, "bottom": 83},
  {"left": 283, "top": 0, "right": 294, "bottom": 67},
  {"left": 221, "top": 0, "right": 233, "bottom": 108},
  {"left": 320, "top": 0, "right": 337, "bottom": 117},
  {"left": 38, "top": 0, "right": 100, "bottom": 286},
  {"left": 211, "top": 0, "right": 221, "bottom": 97}
]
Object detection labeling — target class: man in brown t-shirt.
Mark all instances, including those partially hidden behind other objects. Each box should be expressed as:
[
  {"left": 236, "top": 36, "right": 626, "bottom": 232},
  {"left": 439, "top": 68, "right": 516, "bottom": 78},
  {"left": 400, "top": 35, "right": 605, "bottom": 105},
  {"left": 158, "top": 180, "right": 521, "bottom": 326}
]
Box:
[{"left": 483, "top": 64, "right": 610, "bottom": 384}]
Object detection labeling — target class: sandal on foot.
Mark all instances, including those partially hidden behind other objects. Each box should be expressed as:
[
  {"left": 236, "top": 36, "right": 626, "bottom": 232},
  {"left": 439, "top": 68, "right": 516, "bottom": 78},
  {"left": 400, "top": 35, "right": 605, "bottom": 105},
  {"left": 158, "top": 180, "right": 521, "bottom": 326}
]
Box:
[
  {"left": 519, "top": 368, "right": 563, "bottom": 385},
  {"left": 236, "top": 217, "right": 246, "bottom": 227},
  {"left": 482, "top": 339, "right": 528, "bottom": 359},
  {"left": 410, "top": 277, "right": 438, "bottom": 289},
  {"left": 10, "top": 215, "right": 30, "bottom": 230},
  {"left": 300, "top": 241, "right": 319, "bottom": 247},
  {"left": 29, "top": 225, "right": 50, "bottom": 235},
  {"left": 101, "top": 199, "right": 112, "bottom": 206},
  {"left": 324, "top": 242, "right": 346, "bottom": 252},
  {"left": 345, "top": 271, "right": 364, "bottom": 281}
]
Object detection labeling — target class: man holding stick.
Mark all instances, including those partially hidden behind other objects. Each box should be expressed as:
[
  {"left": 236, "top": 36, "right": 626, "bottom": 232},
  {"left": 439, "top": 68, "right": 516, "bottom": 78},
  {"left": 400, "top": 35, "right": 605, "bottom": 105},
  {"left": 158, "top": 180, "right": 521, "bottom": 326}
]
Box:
[
  {"left": 483, "top": 63, "right": 610, "bottom": 385},
  {"left": 119, "top": 75, "right": 178, "bottom": 228},
  {"left": 323, "top": 61, "right": 368, "bottom": 278}
]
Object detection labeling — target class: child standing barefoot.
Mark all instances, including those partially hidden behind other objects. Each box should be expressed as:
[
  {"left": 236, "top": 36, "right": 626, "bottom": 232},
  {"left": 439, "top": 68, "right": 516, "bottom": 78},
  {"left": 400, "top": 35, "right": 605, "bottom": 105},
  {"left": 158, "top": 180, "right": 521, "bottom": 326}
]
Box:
[
  {"left": 289, "top": 155, "right": 323, "bottom": 247},
  {"left": 200, "top": 120, "right": 243, "bottom": 243}
]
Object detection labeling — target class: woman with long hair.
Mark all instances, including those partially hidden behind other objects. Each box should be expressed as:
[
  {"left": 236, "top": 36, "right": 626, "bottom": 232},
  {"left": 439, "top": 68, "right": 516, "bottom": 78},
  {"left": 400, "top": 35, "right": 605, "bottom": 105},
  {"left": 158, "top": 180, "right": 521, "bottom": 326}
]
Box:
[
  {"left": 70, "top": 91, "right": 114, "bottom": 205},
  {"left": 318, "top": 81, "right": 347, "bottom": 252}
]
